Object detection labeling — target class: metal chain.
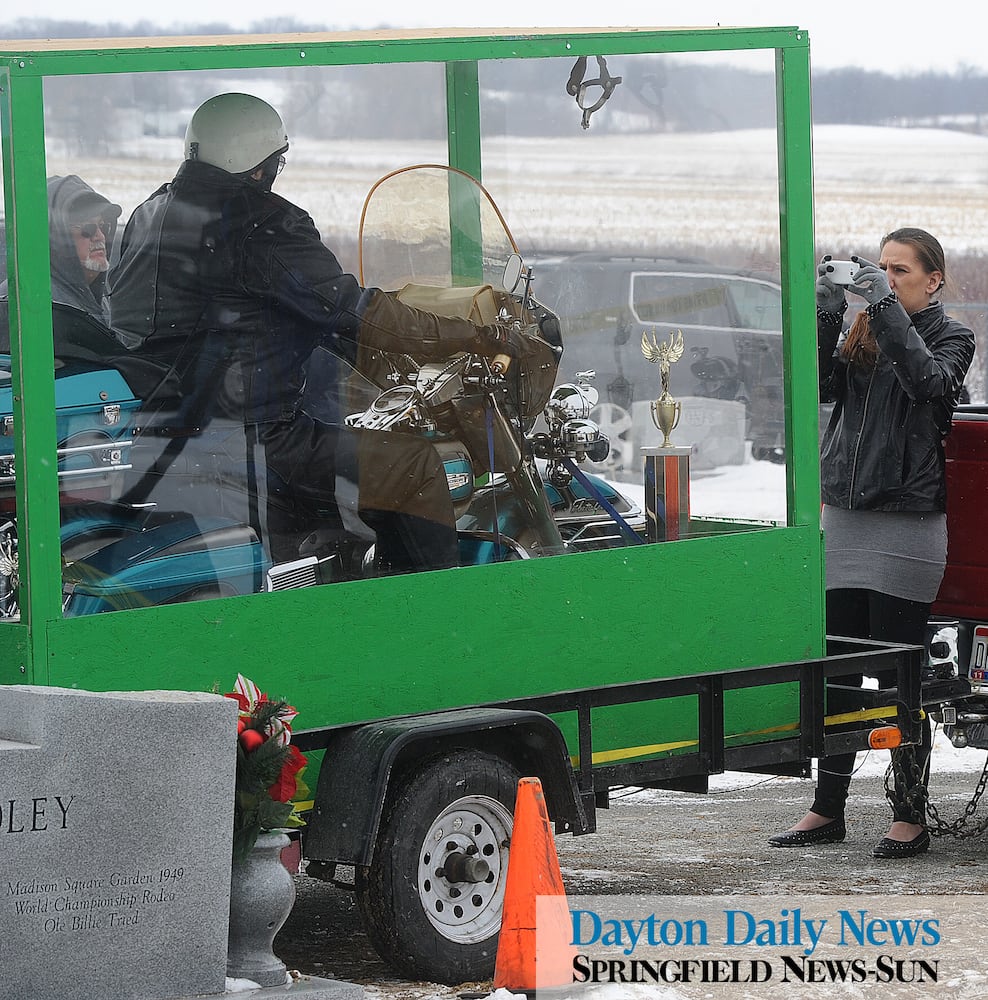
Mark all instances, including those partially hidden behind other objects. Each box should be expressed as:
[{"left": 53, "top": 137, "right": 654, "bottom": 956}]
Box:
[
  {"left": 883, "top": 748, "right": 928, "bottom": 825},
  {"left": 884, "top": 745, "right": 988, "bottom": 839}
]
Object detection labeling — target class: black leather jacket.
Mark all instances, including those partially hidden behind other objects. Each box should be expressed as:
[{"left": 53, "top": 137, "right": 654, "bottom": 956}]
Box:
[
  {"left": 819, "top": 300, "right": 975, "bottom": 512},
  {"left": 108, "top": 160, "right": 486, "bottom": 424}
]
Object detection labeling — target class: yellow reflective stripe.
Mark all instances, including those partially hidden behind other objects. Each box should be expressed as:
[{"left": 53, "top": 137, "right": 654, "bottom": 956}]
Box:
[
  {"left": 571, "top": 739, "right": 699, "bottom": 767},
  {"left": 568, "top": 704, "right": 923, "bottom": 767},
  {"left": 825, "top": 706, "right": 897, "bottom": 726}
]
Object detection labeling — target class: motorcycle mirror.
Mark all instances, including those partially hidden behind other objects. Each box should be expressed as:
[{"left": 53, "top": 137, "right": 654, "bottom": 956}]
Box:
[{"left": 502, "top": 253, "right": 524, "bottom": 293}]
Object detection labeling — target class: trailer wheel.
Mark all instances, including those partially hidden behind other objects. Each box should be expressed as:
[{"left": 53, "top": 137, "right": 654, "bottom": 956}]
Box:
[{"left": 356, "top": 750, "right": 520, "bottom": 984}]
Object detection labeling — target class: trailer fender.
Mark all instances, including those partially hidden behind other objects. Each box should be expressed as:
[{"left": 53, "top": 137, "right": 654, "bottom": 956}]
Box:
[{"left": 303, "top": 707, "right": 587, "bottom": 867}]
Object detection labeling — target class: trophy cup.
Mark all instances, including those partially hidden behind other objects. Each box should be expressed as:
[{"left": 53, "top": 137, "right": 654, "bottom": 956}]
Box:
[{"left": 641, "top": 328, "right": 685, "bottom": 447}]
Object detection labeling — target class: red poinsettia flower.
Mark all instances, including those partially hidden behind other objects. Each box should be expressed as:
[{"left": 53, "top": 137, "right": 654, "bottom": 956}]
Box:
[{"left": 269, "top": 744, "right": 308, "bottom": 803}]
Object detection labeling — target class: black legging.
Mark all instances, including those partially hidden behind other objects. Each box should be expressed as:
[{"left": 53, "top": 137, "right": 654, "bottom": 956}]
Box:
[{"left": 812, "top": 588, "right": 932, "bottom": 824}]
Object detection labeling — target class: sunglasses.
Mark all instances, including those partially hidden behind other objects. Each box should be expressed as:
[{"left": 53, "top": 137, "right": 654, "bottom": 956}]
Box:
[{"left": 72, "top": 221, "right": 108, "bottom": 239}]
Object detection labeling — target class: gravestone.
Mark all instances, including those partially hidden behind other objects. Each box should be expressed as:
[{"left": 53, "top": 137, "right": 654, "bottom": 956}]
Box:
[
  {"left": 0, "top": 686, "right": 237, "bottom": 1000},
  {"left": 633, "top": 396, "right": 746, "bottom": 469}
]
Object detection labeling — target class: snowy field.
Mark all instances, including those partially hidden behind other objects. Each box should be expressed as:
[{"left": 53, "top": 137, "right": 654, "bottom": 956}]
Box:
[
  {"left": 33, "top": 121, "right": 985, "bottom": 531},
  {"left": 32, "top": 123, "right": 988, "bottom": 264}
]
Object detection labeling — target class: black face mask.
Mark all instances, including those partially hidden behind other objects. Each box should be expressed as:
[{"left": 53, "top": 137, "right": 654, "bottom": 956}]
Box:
[{"left": 245, "top": 150, "right": 286, "bottom": 193}]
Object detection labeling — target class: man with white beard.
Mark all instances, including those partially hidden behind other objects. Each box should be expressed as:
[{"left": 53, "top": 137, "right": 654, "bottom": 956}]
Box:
[
  {"left": 0, "top": 176, "right": 167, "bottom": 394},
  {"left": 41, "top": 174, "right": 122, "bottom": 325}
]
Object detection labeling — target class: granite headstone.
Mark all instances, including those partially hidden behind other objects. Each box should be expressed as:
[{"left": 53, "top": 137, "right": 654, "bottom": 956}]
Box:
[{"left": 0, "top": 685, "right": 237, "bottom": 1000}]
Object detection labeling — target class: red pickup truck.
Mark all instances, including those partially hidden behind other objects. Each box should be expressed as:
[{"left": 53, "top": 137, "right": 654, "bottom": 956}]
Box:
[{"left": 931, "top": 406, "right": 988, "bottom": 746}]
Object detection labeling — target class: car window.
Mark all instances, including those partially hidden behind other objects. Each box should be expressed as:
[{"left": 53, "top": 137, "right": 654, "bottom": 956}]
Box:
[
  {"left": 631, "top": 271, "right": 782, "bottom": 334},
  {"left": 631, "top": 272, "right": 734, "bottom": 328},
  {"left": 729, "top": 277, "right": 783, "bottom": 331}
]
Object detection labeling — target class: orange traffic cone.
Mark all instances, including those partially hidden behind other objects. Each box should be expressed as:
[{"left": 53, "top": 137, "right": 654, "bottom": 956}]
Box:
[{"left": 493, "top": 777, "right": 576, "bottom": 993}]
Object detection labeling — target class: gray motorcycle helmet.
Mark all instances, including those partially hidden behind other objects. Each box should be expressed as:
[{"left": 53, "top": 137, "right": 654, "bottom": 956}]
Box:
[{"left": 184, "top": 92, "right": 289, "bottom": 175}]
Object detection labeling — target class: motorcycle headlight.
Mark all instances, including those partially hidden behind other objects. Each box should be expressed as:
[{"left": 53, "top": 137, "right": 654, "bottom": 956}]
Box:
[{"left": 561, "top": 418, "right": 602, "bottom": 451}]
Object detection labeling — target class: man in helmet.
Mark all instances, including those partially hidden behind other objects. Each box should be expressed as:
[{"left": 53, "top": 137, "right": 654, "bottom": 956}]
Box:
[{"left": 108, "top": 92, "right": 517, "bottom": 573}]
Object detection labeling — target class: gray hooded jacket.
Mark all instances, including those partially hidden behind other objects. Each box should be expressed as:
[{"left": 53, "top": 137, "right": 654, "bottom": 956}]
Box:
[
  {"left": 1, "top": 174, "right": 122, "bottom": 325},
  {"left": 44, "top": 174, "right": 122, "bottom": 323}
]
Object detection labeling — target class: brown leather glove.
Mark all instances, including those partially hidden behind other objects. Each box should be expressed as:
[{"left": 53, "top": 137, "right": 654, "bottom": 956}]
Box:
[{"left": 474, "top": 322, "right": 528, "bottom": 360}]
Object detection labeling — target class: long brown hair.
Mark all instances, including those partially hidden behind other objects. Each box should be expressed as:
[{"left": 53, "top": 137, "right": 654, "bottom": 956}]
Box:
[{"left": 840, "top": 227, "right": 946, "bottom": 368}]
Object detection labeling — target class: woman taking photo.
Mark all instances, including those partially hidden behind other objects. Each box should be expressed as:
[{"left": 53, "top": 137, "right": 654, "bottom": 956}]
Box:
[{"left": 770, "top": 228, "right": 975, "bottom": 859}]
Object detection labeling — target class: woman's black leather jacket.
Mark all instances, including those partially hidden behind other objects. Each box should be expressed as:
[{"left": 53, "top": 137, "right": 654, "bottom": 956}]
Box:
[{"left": 819, "top": 299, "right": 975, "bottom": 512}]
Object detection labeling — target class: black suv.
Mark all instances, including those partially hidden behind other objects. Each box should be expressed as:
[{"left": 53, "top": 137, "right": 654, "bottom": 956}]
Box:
[{"left": 529, "top": 252, "right": 785, "bottom": 474}]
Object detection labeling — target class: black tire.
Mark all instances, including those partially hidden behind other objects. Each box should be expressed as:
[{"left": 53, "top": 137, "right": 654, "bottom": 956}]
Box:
[{"left": 356, "top": 749, "right": 520, "bottom": 984}]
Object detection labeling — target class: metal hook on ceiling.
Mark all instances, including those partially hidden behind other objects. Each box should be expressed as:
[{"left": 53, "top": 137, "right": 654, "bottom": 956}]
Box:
[{"left": 566, "top": 55, "right": 623, "bottom": 130}]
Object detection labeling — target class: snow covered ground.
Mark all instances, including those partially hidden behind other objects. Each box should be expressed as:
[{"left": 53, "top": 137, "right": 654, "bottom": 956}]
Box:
[{"left": 613, "top": 447, "right": 788, "bottom": 524}]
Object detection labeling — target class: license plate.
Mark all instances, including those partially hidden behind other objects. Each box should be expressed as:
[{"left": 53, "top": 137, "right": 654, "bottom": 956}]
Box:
[{"left": 971, "top": 624, "right": 988, "bottom": 689}]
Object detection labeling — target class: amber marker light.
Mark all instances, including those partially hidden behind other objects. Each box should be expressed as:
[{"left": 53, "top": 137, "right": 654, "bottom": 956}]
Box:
[{"left": 869, "top": 726, "right": 903, "bottom": 750}]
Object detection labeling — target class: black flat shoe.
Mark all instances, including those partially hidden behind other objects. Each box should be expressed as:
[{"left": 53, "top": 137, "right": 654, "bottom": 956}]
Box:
[
  {"left": 872, "top": 830, "right": 930, "bottom": 858},
  {"left": 768, "top": 818, "right": 846, "bottom": 847}
]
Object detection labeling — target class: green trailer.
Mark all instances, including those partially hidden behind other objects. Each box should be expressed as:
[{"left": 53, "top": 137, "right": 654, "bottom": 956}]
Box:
[{"left": 0, "top": 25, "right": 923, "bottom": 984}]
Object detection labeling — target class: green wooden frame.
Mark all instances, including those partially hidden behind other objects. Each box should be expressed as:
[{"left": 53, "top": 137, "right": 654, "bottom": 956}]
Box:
[{"left": 0, "top": 27, "right": 818, "bottom": 761}]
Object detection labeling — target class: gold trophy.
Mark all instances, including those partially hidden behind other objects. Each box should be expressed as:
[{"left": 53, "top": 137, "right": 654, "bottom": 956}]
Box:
[{"left": 641, "top": 328, "right": 685, "bottom": 447}]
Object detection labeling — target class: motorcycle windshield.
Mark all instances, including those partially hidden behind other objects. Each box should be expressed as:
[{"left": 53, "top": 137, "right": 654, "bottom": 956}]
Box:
[{"left": 358, "top": 165, "right": 520, "bottom": 292}]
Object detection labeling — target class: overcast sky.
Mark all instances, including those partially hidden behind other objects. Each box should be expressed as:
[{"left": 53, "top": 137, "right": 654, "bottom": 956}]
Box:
[{"left": 11, "top": 2, "right": 988, "bottom": 74}]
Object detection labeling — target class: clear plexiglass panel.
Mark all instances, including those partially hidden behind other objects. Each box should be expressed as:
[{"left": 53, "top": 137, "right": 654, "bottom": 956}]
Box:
[
  {"left": 479, "top": 51, "right": 788, "bottom": 522},
  {"left": 0, "top": 49, "right": 790, "bottom": 620}
]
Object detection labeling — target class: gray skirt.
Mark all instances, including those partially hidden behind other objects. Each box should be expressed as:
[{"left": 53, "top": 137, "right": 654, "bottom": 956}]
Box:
[{"left": 822, "top": 504, "right": 947, "bottom": 603}]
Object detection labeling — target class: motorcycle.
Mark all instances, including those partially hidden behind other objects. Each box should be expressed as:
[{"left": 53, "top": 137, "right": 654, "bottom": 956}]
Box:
[{"left": 0, "top": 165, "right": 645, "bottom": 619}]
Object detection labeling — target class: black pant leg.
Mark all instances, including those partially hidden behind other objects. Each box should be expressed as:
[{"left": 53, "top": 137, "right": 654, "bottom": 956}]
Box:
[
  {"left": 810, "top": 589, "right": 871, "bottom": 818},
  {"left": 812, "top": 588, "right": 932, "bottom": 821},
  {"left": 867, "top": 591, "right": 934, "bottom": 823}
]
